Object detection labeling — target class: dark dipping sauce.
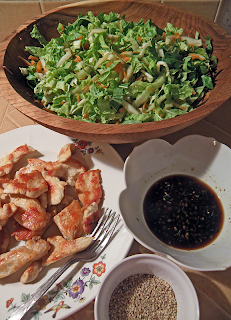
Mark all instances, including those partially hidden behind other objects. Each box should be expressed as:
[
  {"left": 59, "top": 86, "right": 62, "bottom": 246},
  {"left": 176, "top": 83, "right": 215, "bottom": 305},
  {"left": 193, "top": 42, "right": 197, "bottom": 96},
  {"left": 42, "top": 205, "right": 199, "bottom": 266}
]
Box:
[{"left": 143, "top": 174, "right": 224, "bottom": 250}]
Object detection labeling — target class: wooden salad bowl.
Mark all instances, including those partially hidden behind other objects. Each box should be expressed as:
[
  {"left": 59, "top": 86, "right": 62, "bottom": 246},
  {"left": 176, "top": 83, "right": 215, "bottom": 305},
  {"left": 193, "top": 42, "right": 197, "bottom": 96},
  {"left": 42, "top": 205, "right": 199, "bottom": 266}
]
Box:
[{"left": 0, "top": 0, "right": 231, "bottom": 144}]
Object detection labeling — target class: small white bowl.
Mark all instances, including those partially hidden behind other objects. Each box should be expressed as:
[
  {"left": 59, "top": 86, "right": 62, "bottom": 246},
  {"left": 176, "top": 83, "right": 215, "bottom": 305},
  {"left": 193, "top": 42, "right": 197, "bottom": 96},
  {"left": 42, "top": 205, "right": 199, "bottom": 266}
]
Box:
[
  {"left": 120, "top": 135, "right": 231, "bottom": 271},
  {"left": 94, "top": 254, "right": 199, "bottom": 320}
]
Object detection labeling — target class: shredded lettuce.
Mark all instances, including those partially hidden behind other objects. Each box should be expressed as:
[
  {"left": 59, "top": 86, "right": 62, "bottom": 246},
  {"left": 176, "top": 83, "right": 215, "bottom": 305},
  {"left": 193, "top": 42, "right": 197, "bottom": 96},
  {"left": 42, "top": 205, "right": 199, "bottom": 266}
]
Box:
[{"left": 20, "top": 12, "right": 217, "bottom": 124}]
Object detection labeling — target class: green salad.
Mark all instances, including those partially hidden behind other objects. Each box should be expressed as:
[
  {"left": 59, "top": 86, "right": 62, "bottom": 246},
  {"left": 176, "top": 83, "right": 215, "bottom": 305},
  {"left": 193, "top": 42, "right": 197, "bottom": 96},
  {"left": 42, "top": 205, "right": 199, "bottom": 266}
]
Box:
[{"left": 20, "top": 11, "right": 217, "bottom": 124}]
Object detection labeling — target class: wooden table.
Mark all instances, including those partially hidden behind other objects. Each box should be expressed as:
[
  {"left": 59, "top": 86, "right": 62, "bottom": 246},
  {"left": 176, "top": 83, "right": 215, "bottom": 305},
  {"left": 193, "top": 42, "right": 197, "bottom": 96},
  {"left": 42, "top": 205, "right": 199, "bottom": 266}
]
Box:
[{"left": 1, "top": 90, "right": 231, "bottom": 319}]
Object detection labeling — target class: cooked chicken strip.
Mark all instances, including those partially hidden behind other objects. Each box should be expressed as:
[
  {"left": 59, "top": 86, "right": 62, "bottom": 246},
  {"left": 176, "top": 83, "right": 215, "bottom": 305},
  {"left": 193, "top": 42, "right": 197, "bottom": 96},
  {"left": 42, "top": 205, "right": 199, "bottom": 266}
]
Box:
[
  {"left": 83, "top": 202, "right": 100, "bottom": 235},
  {"left": 42, "top": 172, "right": 67, "bottom": 206},
  {"left": 75, "top": 169, "right": 102, "bottom": 208},
  {"left": 11, "top": 225, "right": 45, "bottom": 241},
  {"left": 53, "top": 199, "right": 84, "bottom": 240},
  {"left": 57, "top": 143, "right": 76, "bottom": 162},
  {"left": 10, "top": 195, "right": 50, "bottom": 231},
  {"left": 28, "top": 157, "right": 86, "bottom": 187},
  {"left": 27, "top": 158, "right": 66, "bottom": 177},
  {"left": 0, "top": 144, "right": 35, "bottom": 177},
  {"left": 0, "top": 203, "right": 18, "bottom": 230},
  {"left": 20, "top": 235, "right": 93, "bottom": 283},
  {"left": 3, "top": 170, "right": 48, "bottom": 198},
  {"left": 0, "top": 236, "right": 50, "bottom": 279},
  {"left": 0, "top": 226, "right": 9, "bottom": 254},
  {"left": 60, "top": 158, "right": 87, "bottom": 186},
  {"left": 11, "top": 207, "right": 56, "bottom": 241},
  {"left": 44, "top": 235, "right": 93, "bottom": 266},
  {"left": 20, "top": 258, "right": 45, "bottom": 284}
]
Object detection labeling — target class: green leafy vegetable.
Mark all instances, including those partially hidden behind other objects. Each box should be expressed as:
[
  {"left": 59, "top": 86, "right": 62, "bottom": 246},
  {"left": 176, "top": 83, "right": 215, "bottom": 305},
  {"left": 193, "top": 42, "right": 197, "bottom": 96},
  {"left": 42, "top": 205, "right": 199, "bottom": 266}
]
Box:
[{"left": 20, "top": 11, "right": 217, "bottom": 124}]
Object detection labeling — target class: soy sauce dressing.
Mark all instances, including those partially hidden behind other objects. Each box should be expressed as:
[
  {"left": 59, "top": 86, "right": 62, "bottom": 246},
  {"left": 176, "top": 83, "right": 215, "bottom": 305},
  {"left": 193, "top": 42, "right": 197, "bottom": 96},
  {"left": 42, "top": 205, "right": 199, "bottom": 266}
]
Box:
[{"left": 143, "top": 174, "right": 224, "bottom": 250}]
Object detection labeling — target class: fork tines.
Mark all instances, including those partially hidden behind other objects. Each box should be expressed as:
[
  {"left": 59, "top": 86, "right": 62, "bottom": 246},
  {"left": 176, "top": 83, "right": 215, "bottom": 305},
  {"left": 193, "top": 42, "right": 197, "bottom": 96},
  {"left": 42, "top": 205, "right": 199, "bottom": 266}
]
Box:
[{"left": 90, "top": 208, "right": 121, "bottom": 251}]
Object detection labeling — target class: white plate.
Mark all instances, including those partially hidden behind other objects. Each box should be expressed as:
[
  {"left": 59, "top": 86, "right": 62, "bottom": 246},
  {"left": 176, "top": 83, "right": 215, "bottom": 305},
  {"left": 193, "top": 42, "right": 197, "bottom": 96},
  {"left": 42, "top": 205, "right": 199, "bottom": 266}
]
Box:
[
  {"left": 0, "top": 125, "right": 133, "bottom": 320},
  {"left": 120, "top": 135, "right": 231, "bottom": 271}
]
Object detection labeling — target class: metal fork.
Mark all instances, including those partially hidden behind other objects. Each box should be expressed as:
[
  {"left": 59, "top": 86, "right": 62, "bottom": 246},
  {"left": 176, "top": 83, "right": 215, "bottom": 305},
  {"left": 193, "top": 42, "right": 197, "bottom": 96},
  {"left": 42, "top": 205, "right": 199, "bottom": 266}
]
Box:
[{"left": 8, "top": 208, "right": 121, "bottom": 320}]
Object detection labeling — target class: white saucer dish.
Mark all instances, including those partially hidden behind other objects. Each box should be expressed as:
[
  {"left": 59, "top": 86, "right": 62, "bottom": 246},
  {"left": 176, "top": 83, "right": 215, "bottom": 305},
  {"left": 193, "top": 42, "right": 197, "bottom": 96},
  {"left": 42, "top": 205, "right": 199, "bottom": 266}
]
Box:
[
  {"left": 94, "top": 254, "right": 199, "bottom": 320},
  {"left": 120, "top": 135, "right": 231, "bottom": 271}
]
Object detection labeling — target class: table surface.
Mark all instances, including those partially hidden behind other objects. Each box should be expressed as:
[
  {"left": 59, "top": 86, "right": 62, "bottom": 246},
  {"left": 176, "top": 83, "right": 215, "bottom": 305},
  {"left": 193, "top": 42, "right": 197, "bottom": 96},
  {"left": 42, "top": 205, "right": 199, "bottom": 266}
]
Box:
[{"left": 1, "top": 90, "right": 231, "bottom": 319}]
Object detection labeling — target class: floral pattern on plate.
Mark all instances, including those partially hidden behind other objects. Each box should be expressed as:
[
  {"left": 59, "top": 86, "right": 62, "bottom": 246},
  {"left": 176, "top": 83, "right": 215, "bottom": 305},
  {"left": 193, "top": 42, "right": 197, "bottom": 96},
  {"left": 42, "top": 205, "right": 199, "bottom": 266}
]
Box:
[{"left": 6, "top": 257, "right": 106, "bottom": 320}]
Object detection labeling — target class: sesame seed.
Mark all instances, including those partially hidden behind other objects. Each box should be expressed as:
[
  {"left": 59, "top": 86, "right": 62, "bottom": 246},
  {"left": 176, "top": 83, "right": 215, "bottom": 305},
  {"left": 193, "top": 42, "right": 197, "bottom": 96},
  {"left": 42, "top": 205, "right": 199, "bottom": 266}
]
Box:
[{"left": 109, "top": 273, "right": 177, "bottom": 319}]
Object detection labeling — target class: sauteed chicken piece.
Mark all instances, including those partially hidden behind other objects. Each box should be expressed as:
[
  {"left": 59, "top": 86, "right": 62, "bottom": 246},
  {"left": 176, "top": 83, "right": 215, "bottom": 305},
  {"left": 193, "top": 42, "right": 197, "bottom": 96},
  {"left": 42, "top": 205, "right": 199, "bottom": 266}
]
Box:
[
  {"left": 0, "top": 202, "right": 18, "bottom": 230},
  {"left": 20, "top": 235, "right": 93, "bottom": 283},
  {"left": 0, "top": 143, "right": 102, "bottom": 283},
  {"left": 76, "top": 169, "right": 102, "bottom": 209},
  {"left": 2, "top": 168, "right": 48, "bottom": 198},
  {"left": 0, "top": 144, "right": 35, "bottom": 177},
  {"left": 0, "top": 226, "right": 9, "bottom": 254},
  {"left": 0, "top": 236, "right": 50, "bottom": 278},
  {"left": 10, "top": 195, "right": 51, "bottom": 231},
  {"left": 53, "top": 199, "right": 85, "bottom": 240}
]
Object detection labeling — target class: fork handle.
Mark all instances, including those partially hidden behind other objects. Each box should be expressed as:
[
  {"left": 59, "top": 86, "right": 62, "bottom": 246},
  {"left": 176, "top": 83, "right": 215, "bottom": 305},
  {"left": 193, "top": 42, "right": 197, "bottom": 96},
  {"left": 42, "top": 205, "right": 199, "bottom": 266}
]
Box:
[{"left": 8, "top": 259, "right": 74, "bottom": 320}]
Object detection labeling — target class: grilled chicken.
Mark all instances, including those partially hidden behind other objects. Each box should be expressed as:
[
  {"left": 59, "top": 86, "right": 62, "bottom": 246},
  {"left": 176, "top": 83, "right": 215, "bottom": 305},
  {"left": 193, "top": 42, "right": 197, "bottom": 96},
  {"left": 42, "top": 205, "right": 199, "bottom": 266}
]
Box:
[
  {"left": 53, "top": 199, "right": 84, "bottom": 240},
  {"left": 0, "top": 226, "right": 9, "bottom": 254},
  {"left": 83, "top": 202, "right": 99, "bottom": 234},
  {"left": 20, "top": 235, "right": 93, "bottom": 283},
  {"left": 28, "top": 156, "right": 86, "bottom": 187},
  {"left": 3, "top": 169, "right": 48, "bottom": 198},
  {"left": 42, "top": 172, "right": 67, "bottom": 206},
  {"left": 0, "top": 144, "right": 35, "bottom": 177},
  {"left": 45, "top": 235, "right": 93, "bottom": 266},
  {"left": 0, "top": 236, "right": 50, "bottom": 279},
  {"left": 10, "top": 195, "right": 50, "bottom": 231},
  {"left": 75, "top": 169, "right": 102, "bottom": 208},
  {"left": 0, "top": 202, "right": 18, "bottom": 230},
  {"left": 56, "top": 143, "right": 76, "bottom": 162}
]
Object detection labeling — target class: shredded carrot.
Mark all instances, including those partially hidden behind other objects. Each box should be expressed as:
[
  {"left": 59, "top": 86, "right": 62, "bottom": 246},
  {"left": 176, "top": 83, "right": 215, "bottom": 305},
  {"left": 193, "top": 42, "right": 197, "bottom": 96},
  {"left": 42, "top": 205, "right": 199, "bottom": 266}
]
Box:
[
  {"left": 74, "top": 55, "right": 82, "bottom": 62},
  {"left": 61, "top": 24, "right": 65, "bottom": 30},
  {"left": 36, "top": 60, "right": 43, "bottom": 73},
  {"left": 142, "top": 100, "right": 148, "bottom": 113},
  {"left": 118, "top": 21, "right": 123, "bottom": 32},
  {"left": 28, "top": 55, "right": 39, "bottom": 61},
  {"left": 61, "top": 100, "right": 66, "bottom": 105},
  {"left": 77, "top": 93, "right": 81, "bottom": 103},
  {"left": 162, "top": 32, "right": 166, "bottom": 40},
  {"left": 138, "top": 36, "right": 142, "bottom": 44},
  {"left": 189, "top": 53, "right": 205, "bottom": 61},
  {"left": 3, "top": 66, "right": 13, "bottom": 75},
  {"left": 83, "top": 111, "right": 89, "bottom": 119},
  {"left": 106, "top": 62, "right": 112, "bottom": 68},
  {"left": 172, "top": 33, "right": 181, "bottom": 42},
  {"left": 18, "top": 56, "right": 30, "bottom": 66},
  {"left": 97, "top": 82, "right": 108, "bottom": 88},
  {"left": 121, "top": 55, "right": 130, "bottom": 62},
  {"left": 83, "top": 84, "right": 90, "bottom": 93},
  {"left": 112, "top": 37, "right": 118, "bottom": 43},
  {"left": 135, "top": 76, "right": 143, "bottom": 81},
  {"left": 77, "top": 35, "right": 83, "bottom": 40},
  {"left": 124, "top": 97, "right": 133, "bottom": 104},
  {"left": 30, "top": 60, "right": 36, "bottom": 66}
]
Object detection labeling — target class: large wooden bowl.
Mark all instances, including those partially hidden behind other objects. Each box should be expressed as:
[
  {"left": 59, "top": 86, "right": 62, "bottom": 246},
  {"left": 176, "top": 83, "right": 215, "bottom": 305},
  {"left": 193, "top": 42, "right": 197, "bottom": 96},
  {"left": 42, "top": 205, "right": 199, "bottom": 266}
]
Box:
[{"left": 1, "top": 0, "right": 231, "bottom": 144}]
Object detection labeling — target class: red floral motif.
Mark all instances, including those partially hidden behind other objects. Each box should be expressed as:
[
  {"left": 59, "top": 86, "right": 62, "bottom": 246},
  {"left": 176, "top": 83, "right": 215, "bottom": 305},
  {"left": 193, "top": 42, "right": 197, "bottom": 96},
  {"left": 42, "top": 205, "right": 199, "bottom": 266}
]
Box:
[
  {"left": 77, "top": 140, "right": 88, "bottom": 149},
  {"left": 6, "top": 298, "right": 14, "bottom": 308},
  {"left": 92, "top": 261, "right": 106, "bottom": 277}
]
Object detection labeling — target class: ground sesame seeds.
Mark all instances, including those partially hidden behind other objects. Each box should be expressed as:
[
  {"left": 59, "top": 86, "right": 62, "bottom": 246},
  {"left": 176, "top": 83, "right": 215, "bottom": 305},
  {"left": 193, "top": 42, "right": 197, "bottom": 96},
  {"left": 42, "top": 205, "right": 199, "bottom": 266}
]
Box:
[{"left": 109, "top": 273, "right": 177, "bottom": 320}]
